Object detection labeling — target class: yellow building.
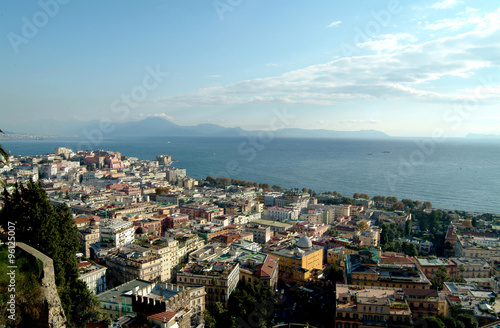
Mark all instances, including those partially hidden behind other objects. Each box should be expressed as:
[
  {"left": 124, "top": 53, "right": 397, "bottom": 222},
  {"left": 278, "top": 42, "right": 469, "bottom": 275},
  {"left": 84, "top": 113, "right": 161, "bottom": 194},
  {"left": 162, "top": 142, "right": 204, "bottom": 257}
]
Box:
[{"left": 266, "top": 236, "right": 323, "bottom": 283}]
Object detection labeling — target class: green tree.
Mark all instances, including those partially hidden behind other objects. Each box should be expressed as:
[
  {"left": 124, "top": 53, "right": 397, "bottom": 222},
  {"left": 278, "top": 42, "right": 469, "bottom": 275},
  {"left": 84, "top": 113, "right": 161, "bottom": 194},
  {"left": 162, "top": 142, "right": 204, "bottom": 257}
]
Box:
[
  {"left": 0, "top": 179, "right": 99, "bottom": 326},
  {"left": 271, "top": 184, "right": 283, "bottom": 192},
  {"left": 228, "top": 281, "right": 275, "bottom": 328},
  {"left": 357, "top": 221, "right": 370, "bottom": 232},
  {"left": 419, "top": 317, "right": 446, "bottom": 328},
  {"left": 456, "top": 313, "right": 478, "bottom": 328}
]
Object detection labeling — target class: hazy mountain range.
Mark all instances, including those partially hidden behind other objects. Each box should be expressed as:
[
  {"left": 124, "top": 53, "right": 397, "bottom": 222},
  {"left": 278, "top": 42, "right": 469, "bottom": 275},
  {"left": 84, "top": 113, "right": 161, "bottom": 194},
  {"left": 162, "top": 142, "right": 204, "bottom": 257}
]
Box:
[{"left": 9, "top": 117, "right": 391, "bottom": 139}]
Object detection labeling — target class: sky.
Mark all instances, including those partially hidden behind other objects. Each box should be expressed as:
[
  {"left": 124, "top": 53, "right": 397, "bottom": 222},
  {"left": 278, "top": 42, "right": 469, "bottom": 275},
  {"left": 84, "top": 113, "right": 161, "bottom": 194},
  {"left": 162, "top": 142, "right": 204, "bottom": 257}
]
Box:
[{"left": 1, "top": 0, "right": 500, "bottom": 137}]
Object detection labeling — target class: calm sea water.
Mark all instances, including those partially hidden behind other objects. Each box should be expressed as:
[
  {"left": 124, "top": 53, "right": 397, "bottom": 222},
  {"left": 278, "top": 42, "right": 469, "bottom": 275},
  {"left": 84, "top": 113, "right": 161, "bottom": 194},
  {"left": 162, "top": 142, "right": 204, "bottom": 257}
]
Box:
[{"left": 2, "top": 136, "right": 500, "bottom": 214}]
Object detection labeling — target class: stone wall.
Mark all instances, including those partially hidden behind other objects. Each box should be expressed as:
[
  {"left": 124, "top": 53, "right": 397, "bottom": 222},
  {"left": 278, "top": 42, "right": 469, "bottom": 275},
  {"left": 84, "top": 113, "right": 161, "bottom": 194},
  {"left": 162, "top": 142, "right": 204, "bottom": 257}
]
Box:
[{"left": 16, "top": 242, "right": 67, "bottom": 328}]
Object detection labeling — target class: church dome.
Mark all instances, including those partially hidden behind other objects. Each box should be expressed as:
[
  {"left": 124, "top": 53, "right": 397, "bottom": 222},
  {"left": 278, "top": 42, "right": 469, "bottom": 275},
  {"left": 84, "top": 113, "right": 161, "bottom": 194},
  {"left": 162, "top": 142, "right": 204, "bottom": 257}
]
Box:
[{"left": 297, "top": 235, "right": 312, "bottom": 249}]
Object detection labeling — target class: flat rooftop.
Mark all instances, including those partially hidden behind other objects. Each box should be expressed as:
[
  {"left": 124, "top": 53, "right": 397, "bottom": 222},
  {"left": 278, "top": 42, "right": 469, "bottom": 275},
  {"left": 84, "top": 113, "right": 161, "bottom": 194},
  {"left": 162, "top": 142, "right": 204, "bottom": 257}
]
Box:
[
  {"left": 252, "top": 219, "right": 292, "bottom": 229},
  {"left": 97, "top": 279, "right": 152, "bottom": 305}
]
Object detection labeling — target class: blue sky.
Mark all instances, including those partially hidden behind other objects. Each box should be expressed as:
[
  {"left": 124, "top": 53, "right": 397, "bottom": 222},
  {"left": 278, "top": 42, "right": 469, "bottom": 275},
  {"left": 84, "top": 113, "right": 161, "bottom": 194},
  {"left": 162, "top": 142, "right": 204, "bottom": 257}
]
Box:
[{"left": 1, "top": 0, "right": 500, "bottom": 137}]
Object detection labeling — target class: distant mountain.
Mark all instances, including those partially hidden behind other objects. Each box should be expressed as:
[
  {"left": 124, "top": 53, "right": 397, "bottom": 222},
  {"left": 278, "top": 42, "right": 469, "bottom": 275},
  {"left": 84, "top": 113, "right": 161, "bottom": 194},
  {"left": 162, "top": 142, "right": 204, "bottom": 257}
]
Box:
[
  {"left": 108, "top": 117, "right": 390, "bottom": 139},
  {"left": 466, "top": 133, "right": 500, "bottom": 138},
  {"left": 13, "top": 117, "right": 391, "bottom": 139}
]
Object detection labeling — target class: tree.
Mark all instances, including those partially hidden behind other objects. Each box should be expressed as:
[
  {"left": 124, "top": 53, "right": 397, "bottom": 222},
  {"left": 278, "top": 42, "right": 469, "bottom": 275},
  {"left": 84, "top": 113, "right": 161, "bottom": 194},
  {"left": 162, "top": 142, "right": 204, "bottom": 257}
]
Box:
[
  {"left": 418, "top": 317, "right": 446, "bottom": 328},
  {"left": 353, "top": 193, "right": 360, "bottom": 199},
  {"left": 423, "top": 201, "right": 433, "bottom": 209},
  {"left": 342, "top": 197, "right": 356, "bottom": 205},
  {"left": 206, "top": 176, "right": 216, "bottom": 187},
  {"left": 456, "top": 314, "right": 478, "bottom": 328},
  {"left": 391, "top": 201, "right": 405, "bottom": 211},
  {"left": 325, "top": 264, "right": 344, "bottom": 282},
  {"left": 259, "top": 183, "right": 270, "bottom": 190},
  {"left": 228, "top": 281, "right": 274, "bottom": 328},
  {"left": 357, "top": 221, "right": 369, "bottom": 232},
  {"left": 0, "top": 179, "right": 99, "bottom": 326},
  {"left": 271, "top": 185, "right": 283, "bottom": 192}
]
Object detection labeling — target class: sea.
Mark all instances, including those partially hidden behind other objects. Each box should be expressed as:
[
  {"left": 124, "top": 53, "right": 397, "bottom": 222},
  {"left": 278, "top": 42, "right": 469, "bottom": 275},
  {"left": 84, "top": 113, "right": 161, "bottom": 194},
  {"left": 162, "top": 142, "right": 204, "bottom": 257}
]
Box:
[{"left": 2, "top": 136, "right": 500, "bottom": 215}]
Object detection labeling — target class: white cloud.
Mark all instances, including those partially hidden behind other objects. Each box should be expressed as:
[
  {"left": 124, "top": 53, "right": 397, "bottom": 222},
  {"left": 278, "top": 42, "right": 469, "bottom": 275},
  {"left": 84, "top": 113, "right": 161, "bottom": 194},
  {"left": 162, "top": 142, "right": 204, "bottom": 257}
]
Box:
[
  {"left": 153, "top": 9, "right": 500, "bottom": 108},
  {"left": 147, "top": 113, "right": 174, "bottom": 121},
  {"left": 327, "top": 20, "right": 342, "bottom": 28},
  {"left": 205, "top": 74, "right": 222, "bottom": 78},
  {"left": 356, "top": 33, "right": 418, "bottom": 52},
  {"left": 429, "top": 0, "right": 463, "bottom": 9}
]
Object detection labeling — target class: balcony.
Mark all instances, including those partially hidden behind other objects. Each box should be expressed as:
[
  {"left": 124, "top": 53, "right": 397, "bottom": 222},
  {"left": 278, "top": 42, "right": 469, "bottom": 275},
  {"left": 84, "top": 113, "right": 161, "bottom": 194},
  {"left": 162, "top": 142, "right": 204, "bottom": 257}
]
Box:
[{"left": 361, "top": 320, "right": 388, "bottom": 327}]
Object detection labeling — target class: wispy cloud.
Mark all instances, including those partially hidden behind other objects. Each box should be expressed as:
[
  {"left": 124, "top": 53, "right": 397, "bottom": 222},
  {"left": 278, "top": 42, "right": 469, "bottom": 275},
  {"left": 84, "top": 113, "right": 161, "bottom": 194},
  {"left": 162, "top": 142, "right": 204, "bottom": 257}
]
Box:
[
  {"left": 205, "top": 74, "right": 222, "bottom": 78},
  {"left": 356, "top": 33, "right": 418, "bottom": 52},
  {"left": 152, "top": 9, "right": 500, "bottom": 108},
  {"left": 327, "top": 20, "right": 342, "bottom": 28},
  {"left": 429, "top": 0, "right": 463, "bottom": 9}
]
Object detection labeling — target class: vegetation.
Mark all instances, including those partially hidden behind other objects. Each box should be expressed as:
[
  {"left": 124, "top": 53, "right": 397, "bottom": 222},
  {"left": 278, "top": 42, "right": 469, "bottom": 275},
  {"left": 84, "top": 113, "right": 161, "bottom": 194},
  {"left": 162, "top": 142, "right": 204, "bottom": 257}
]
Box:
[
  {"left": 324, "top": 263, "right": 344, "bottom": 282},
  {"left": 417, "top": 314, "right": 477, "bottom": 328},
  {"left": 204, "top": 281, "right": 276, "bottom": 328},
  {"left": 0, "top": 247, "right": 45, "bottom": 327},
  {"left": 430, "top": 265, "right": 464, "bottom": 290},
  {"left": 0, "top": 179, "right": 100, "bottom": 327}
]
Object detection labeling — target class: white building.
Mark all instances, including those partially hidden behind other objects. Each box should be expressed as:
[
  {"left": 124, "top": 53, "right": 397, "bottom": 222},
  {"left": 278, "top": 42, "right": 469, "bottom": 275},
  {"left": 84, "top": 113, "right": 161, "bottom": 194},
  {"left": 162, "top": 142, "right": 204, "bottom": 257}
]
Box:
[
  {"left": 267, "top": 206, "right": 299, "bottom": 222},
  {"left": 78, "top": 262, "right": 107, "bottom": 295},
  {"left": 100, "top": 219, "right": 135, "bottom": 247}
]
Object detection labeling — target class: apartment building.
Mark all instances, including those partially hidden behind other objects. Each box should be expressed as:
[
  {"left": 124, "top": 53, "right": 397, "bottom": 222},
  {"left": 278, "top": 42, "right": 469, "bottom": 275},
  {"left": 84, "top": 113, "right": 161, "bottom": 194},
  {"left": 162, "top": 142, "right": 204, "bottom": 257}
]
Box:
[
  {"left": 177, "top": 261, "right": 240, "bottom": 310},
  {"left": 78, "top": 262, "right": 107, "bottom": 295},
  {"left": 100, "top": 219, "right": 135, "bottom": 248},
  {"left": 105, "top": 247, "right": 162, "bottom": 284}
]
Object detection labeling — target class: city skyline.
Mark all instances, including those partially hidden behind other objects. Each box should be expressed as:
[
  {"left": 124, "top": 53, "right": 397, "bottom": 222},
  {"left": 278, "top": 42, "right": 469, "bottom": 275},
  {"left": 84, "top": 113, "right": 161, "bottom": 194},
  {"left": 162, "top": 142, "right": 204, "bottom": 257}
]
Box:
[{"left": 1, "top": 0, "right": 500, "bottom": 137}]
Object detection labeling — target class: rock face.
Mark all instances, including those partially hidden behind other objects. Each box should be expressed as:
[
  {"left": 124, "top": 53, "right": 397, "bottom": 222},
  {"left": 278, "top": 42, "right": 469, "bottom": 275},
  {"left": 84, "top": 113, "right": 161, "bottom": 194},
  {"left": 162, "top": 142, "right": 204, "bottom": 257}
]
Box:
[{"left": 17, "top": 242, "right": 67, "bottom": 328}]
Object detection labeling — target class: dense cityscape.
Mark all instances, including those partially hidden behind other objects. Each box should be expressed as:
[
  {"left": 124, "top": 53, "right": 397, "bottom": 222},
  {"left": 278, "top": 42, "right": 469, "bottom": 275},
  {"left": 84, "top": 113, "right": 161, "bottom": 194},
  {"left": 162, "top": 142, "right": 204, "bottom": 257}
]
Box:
[{"left": 1, "top": 147, "right": 500, "bottom": 328}]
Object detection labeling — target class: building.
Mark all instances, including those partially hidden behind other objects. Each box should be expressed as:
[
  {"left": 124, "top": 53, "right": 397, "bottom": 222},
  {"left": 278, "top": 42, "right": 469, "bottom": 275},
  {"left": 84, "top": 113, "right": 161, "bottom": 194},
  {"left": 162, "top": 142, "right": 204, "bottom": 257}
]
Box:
[
  {"left": 336, "top": 285, "right": 413, "bottom": 328},
  {"left": 78, "top": 225, "right": 100, "bottom": 258},
  {"left": 97, "top": 279, "right": 153, "bottom": 320},
  {"left": 417, "top": 258, "right": 457, "bottom": 280},
  {"left": 266, "top": 235, "right": 323, "bottom": 283},
  {"left": 351, "top": 264, "right": 432, "bottom": 290},
  {"left": 239, "top": 253, "right": 279, "bottom": 290},
  {"left": 403, "top": 288, "right": 448, "bottom": 320},
  {"left": 133, "top": 283, "right": 205, "bottom": 328},
  {"left": 359, "top": 229, "right": 381, "bottom": 248},
  {"left": 156, "top": 154, "right": 172, "bottom": 166},
  {"left": 100, "top": 219, "right": 135, "bottom": 248},
  {"left": 105, "top": 246, "right": 163, "bottom": 284},
  {"left": 78, "top": 261, "right": 107, "bottom": 295},
  {"left": 455, "top": 235, "right": 500, "bottom": 260},
  {"left": 267, "top": 206, "right": 300, "bottom": 222},
  {"left": 177, "top": 261, "right": 240, "bottom": 310},
  {"left": 245, "top": 225, "right": 271, "bottom": 244},
  {"left": 251, "top": 219, "right": 293, "bottom": 234},
  {"left": 137, "top": 238, "right": 180, "bottom": 283},
  {"left": 189, "top": 243, "right": 230, "bottom": 262},
  {"left": 450, "top": 258, "right": 491, "bottom": 279}
]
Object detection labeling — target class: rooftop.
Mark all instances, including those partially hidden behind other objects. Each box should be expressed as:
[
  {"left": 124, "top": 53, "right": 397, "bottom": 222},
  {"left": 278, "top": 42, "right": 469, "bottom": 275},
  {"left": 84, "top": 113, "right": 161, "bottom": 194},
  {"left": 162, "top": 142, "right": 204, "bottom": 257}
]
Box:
[{"left": 96, "top": 279, "right": 152, "bottom": 305}]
